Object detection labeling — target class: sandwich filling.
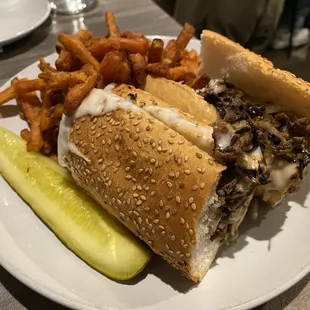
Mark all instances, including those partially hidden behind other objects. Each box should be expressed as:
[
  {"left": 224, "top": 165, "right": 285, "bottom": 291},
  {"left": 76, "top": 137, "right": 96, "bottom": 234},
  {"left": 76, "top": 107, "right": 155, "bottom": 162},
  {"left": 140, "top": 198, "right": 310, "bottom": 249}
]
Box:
[{"left": 197, "top": 79, "right": 310, "bottom": 238}]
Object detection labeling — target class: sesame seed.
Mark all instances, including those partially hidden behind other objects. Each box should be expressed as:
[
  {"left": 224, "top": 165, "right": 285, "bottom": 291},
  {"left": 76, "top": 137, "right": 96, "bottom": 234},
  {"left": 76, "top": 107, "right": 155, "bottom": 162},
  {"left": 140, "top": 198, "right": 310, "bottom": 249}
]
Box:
[
  {"left": 170, "top": 132, "right": 177, "bottom": 137},
  {"left": 132, "top": 151, "right": 137, "bottom": 158},
  {"left": 175, "top": 172, "right": 180, "bottom": 179},
  {"left": 151, "top": 179, "right": 156, "bottom": 184},
  {"left": 133, "top": 211, "right": 139, "bottom": 216},
  {"left": 168, "top": 139, "right": 174, "bottom": 145},
  {"left": 137, "top": 142, "right": 142, "bottom": 148},
  {"left": 148, "top": 223, "right": 153, "bottom": 229},
  {"left": 189, "top": 229, "right": 194, "bottom": 236},
  {"left": 138, "top": 217, "right": 143, "bottom": 224},
  {"left": 161, "top": 231, "right": 165, "bottom": 235},
  {"left": 159, "top": 200, "right": 164, "bottom": 207},
  {"left": 141, "top": 195, "right": 146, "bottom": 201},
  {"left": 146, "top": 125, "right": 151, "bottom": 131},
  {"left": 200, "top": 182, "right": 205, "bottom": 189},
  {"left": 171, "top": 235, "right": 176, "bottom": 241},
  {"left": 186, "top": 253, "right": 191, "bottom": 258},
  {"left": 117, "top": 199, "right": 122, "bottom": 205},
  {"left": 145, "top": 186, "right": 149, "bottom": 191},
  {"left": 181, "top": 239, "right": 185, "bottom": 246},
  {"left": 151, "top": 191, "right": 155, "bottom": 196},
  {"left": 189, "top": 197, "right": 194, "bottom": 204},
  {"left": 132, "top": 185, "right": 137, "bottom": 191},
  {"left": 145, "top": 207, "right": 150, "bottom": 212},
  {"left": 169, "top": 172, "right": 175, "bottom": 178},
  {"left": 137, "top": 185, "right": 142, "bottom": 191},
  {"left": 178, "top": 140, "right": 185, "bottom": 145},
  {"left": 154, "top": 219, "right": 159, "bottom": 224},
  {"left": 115, "top": 145, "right": 120, "bottom": 151},
  {"left": 191, "top": 203, "right": 197, "bottom": 211},
  {"left": 196, "top": 152, "right": 202, "bottom": 159},
  {"left": 125, "top": 175, "right": 132, "bottom": 180},
  {"left": 133, "top": 193, "right": 139, "bottom": 198},
  {"left": 192, "top": 185, "right": 199, "bottom": 191},
  {"left": 143, "top": 138, "right": 148, "bottom": 144},
  {"left": 115, "top": 135, "right": 120, "bottom": 141},
  {"left": 183, "top": 244, "right": 189, "bottom": 249},
  {"left": 133, "top": 121, "right": 139, "bottom": 126},
  {"left": 112, "top": 198, "right": 116, "bottom": 204},
  {"left": 167, "top": 182, "right": 173, "bottom": 188},
  {"left": 157, "top": 146, "right": 162, "bottom": 152},
  {"left": 191, "top": 240, "right": 196, "bottom": 245},
  {"left": 150, "top": 158, "right": 156, "bottom": 164},
  {"left": 176, "top": 196, "right": 181, "bottom": 203},
  {"left": 166, "top": 156, "right": 171, "bottom": 163},
  {"left": 143, "top": 176, "right": 149, "bottom": 181},
  {"left": 138, "top": 168, "right": 144, "bottom": 174},
  {"left": 165, "top": 244, "right": 170, "bottom": 250},
  {"left": 125, "top": 167, "right": 131, "bottom": 172},
  {"left": 184, "top": 169, "right": 191, "bottom": 175},
  {"left": 177, "top": 157, "right": 182, "bottom": 165},
  {"left": 208, "top": 158, "right": 214, "bottom": 165},
  {"left": 154, "top": 209, "right": 159, "bottom": 214},
  {"left": 185, "top": 201, "right": 189, "bottom": 208},
  {"left": 180, "top": 217, "right": 185, "bottom": 224},
  {"left": 166, "top": 211, "right": 171, "bottom": 218},
  {"left": 151, "top": 142, "right": 156, "bottom": 148},
  {"left": 158, "top": 225, "right": 164, "bottom": 230},
  {"left": 98, "top": 159, "right": 103, "bottom": 164},
  {"left": 136, "top": 200, "right": 142, "bottom": 206}
]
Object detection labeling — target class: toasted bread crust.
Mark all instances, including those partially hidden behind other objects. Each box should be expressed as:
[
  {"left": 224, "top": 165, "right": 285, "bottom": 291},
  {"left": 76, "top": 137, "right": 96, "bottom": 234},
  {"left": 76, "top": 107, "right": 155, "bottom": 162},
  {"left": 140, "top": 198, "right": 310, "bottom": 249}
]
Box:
[
  {"left": 199, "top": 30, "right": 310, "bottom": 118},
  {"left": 67, "top": 106, "right": 224, "bottom": 282}
]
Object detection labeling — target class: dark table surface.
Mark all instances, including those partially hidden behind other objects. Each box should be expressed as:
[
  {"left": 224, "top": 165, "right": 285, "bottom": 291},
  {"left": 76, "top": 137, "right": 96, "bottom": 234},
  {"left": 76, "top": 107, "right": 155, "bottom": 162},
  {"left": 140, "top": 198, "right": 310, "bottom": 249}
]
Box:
[{"left": 0, "top": 0, "right": 309, "bottom": 309}]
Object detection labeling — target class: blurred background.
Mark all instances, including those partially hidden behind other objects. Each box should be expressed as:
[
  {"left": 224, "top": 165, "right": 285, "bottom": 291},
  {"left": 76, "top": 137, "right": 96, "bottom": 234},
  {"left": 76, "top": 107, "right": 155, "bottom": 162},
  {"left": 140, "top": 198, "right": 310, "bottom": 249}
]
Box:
[{"left": 154, "top": 0, "right": 310, "bottom": 81}]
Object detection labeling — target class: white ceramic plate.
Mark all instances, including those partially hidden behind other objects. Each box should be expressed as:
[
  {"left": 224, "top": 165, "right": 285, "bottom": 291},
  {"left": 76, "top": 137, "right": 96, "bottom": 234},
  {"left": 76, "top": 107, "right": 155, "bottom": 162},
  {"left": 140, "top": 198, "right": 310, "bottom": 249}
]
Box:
[
  {"left": 1, "top": 36, "right": 310, "bottom": 310},
  {"left": 0, "top": 0, "right": 51, "bottom": 47}
]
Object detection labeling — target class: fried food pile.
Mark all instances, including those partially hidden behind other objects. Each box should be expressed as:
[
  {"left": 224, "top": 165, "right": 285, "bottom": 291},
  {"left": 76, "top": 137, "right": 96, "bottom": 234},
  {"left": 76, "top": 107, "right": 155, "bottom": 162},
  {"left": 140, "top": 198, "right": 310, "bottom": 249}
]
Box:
[{"left": 0, "top": 12, "right": 201, "bottom": 159}]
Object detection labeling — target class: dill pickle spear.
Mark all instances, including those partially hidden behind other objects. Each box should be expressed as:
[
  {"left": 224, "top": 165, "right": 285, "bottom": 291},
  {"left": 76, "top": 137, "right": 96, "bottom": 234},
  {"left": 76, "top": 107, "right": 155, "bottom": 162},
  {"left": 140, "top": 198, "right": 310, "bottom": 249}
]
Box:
[{"left": 0, "top": 126, "right": 151, "bottom": 280}]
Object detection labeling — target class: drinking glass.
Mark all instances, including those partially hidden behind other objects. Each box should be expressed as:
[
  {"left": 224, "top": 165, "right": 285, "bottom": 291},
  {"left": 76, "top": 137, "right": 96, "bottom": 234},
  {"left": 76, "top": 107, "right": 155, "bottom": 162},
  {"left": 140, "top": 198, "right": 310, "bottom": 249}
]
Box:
[{"left": 50, "top": 0, "right": 96, "bottom": 15}]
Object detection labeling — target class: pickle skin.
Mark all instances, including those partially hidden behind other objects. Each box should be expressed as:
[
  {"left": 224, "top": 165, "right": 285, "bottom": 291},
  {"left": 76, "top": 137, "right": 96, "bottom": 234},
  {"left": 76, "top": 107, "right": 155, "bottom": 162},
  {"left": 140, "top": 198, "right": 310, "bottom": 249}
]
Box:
[{"left": 0, "top": 126, "right": 152, "bottom": 281}]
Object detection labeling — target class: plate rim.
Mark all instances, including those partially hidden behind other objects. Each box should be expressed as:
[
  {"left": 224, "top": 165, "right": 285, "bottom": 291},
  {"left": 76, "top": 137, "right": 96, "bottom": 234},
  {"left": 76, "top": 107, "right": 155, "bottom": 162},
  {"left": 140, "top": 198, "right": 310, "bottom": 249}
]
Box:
[
  {"left": 0, "top": 0, "right": 51, "bottom": 46},
  {"left": 0, "top": 39, "right": 310, "bottom": 310}
]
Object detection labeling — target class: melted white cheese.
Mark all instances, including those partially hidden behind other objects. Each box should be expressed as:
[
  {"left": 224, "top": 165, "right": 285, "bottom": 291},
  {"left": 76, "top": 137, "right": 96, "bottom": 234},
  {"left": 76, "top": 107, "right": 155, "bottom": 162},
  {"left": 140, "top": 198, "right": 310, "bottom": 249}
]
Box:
[
  {"left": 262, "top": 162, "right": 298, "bottom": 202},
  {"left": 58, "top": 87, "right": 140, "bottom": 168},
  {"left": 144, "top": 105, "right": 214, "bottom": 154},
  {"left": 240, "top": 147, "right": 263, "bottom": 170},
  {"left": 68, "top": 142, "right": 91, "bottom": 163},
  {"left": 208, "top": 79, "right": 226, "bottom": 94},
  {"left": 217, "top": 131, "right": 233, "bottom": 150},
  {"left": 269, "top": 163, "right": 298, "bottom": 191}
]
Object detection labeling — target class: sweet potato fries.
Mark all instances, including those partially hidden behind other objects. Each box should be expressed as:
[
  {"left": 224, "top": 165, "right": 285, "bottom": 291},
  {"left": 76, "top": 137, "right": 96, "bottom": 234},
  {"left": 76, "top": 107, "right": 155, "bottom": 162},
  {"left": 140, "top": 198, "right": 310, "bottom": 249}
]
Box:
[{"left": 0, "top": 11, "right": 201, "bottom": 158}]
